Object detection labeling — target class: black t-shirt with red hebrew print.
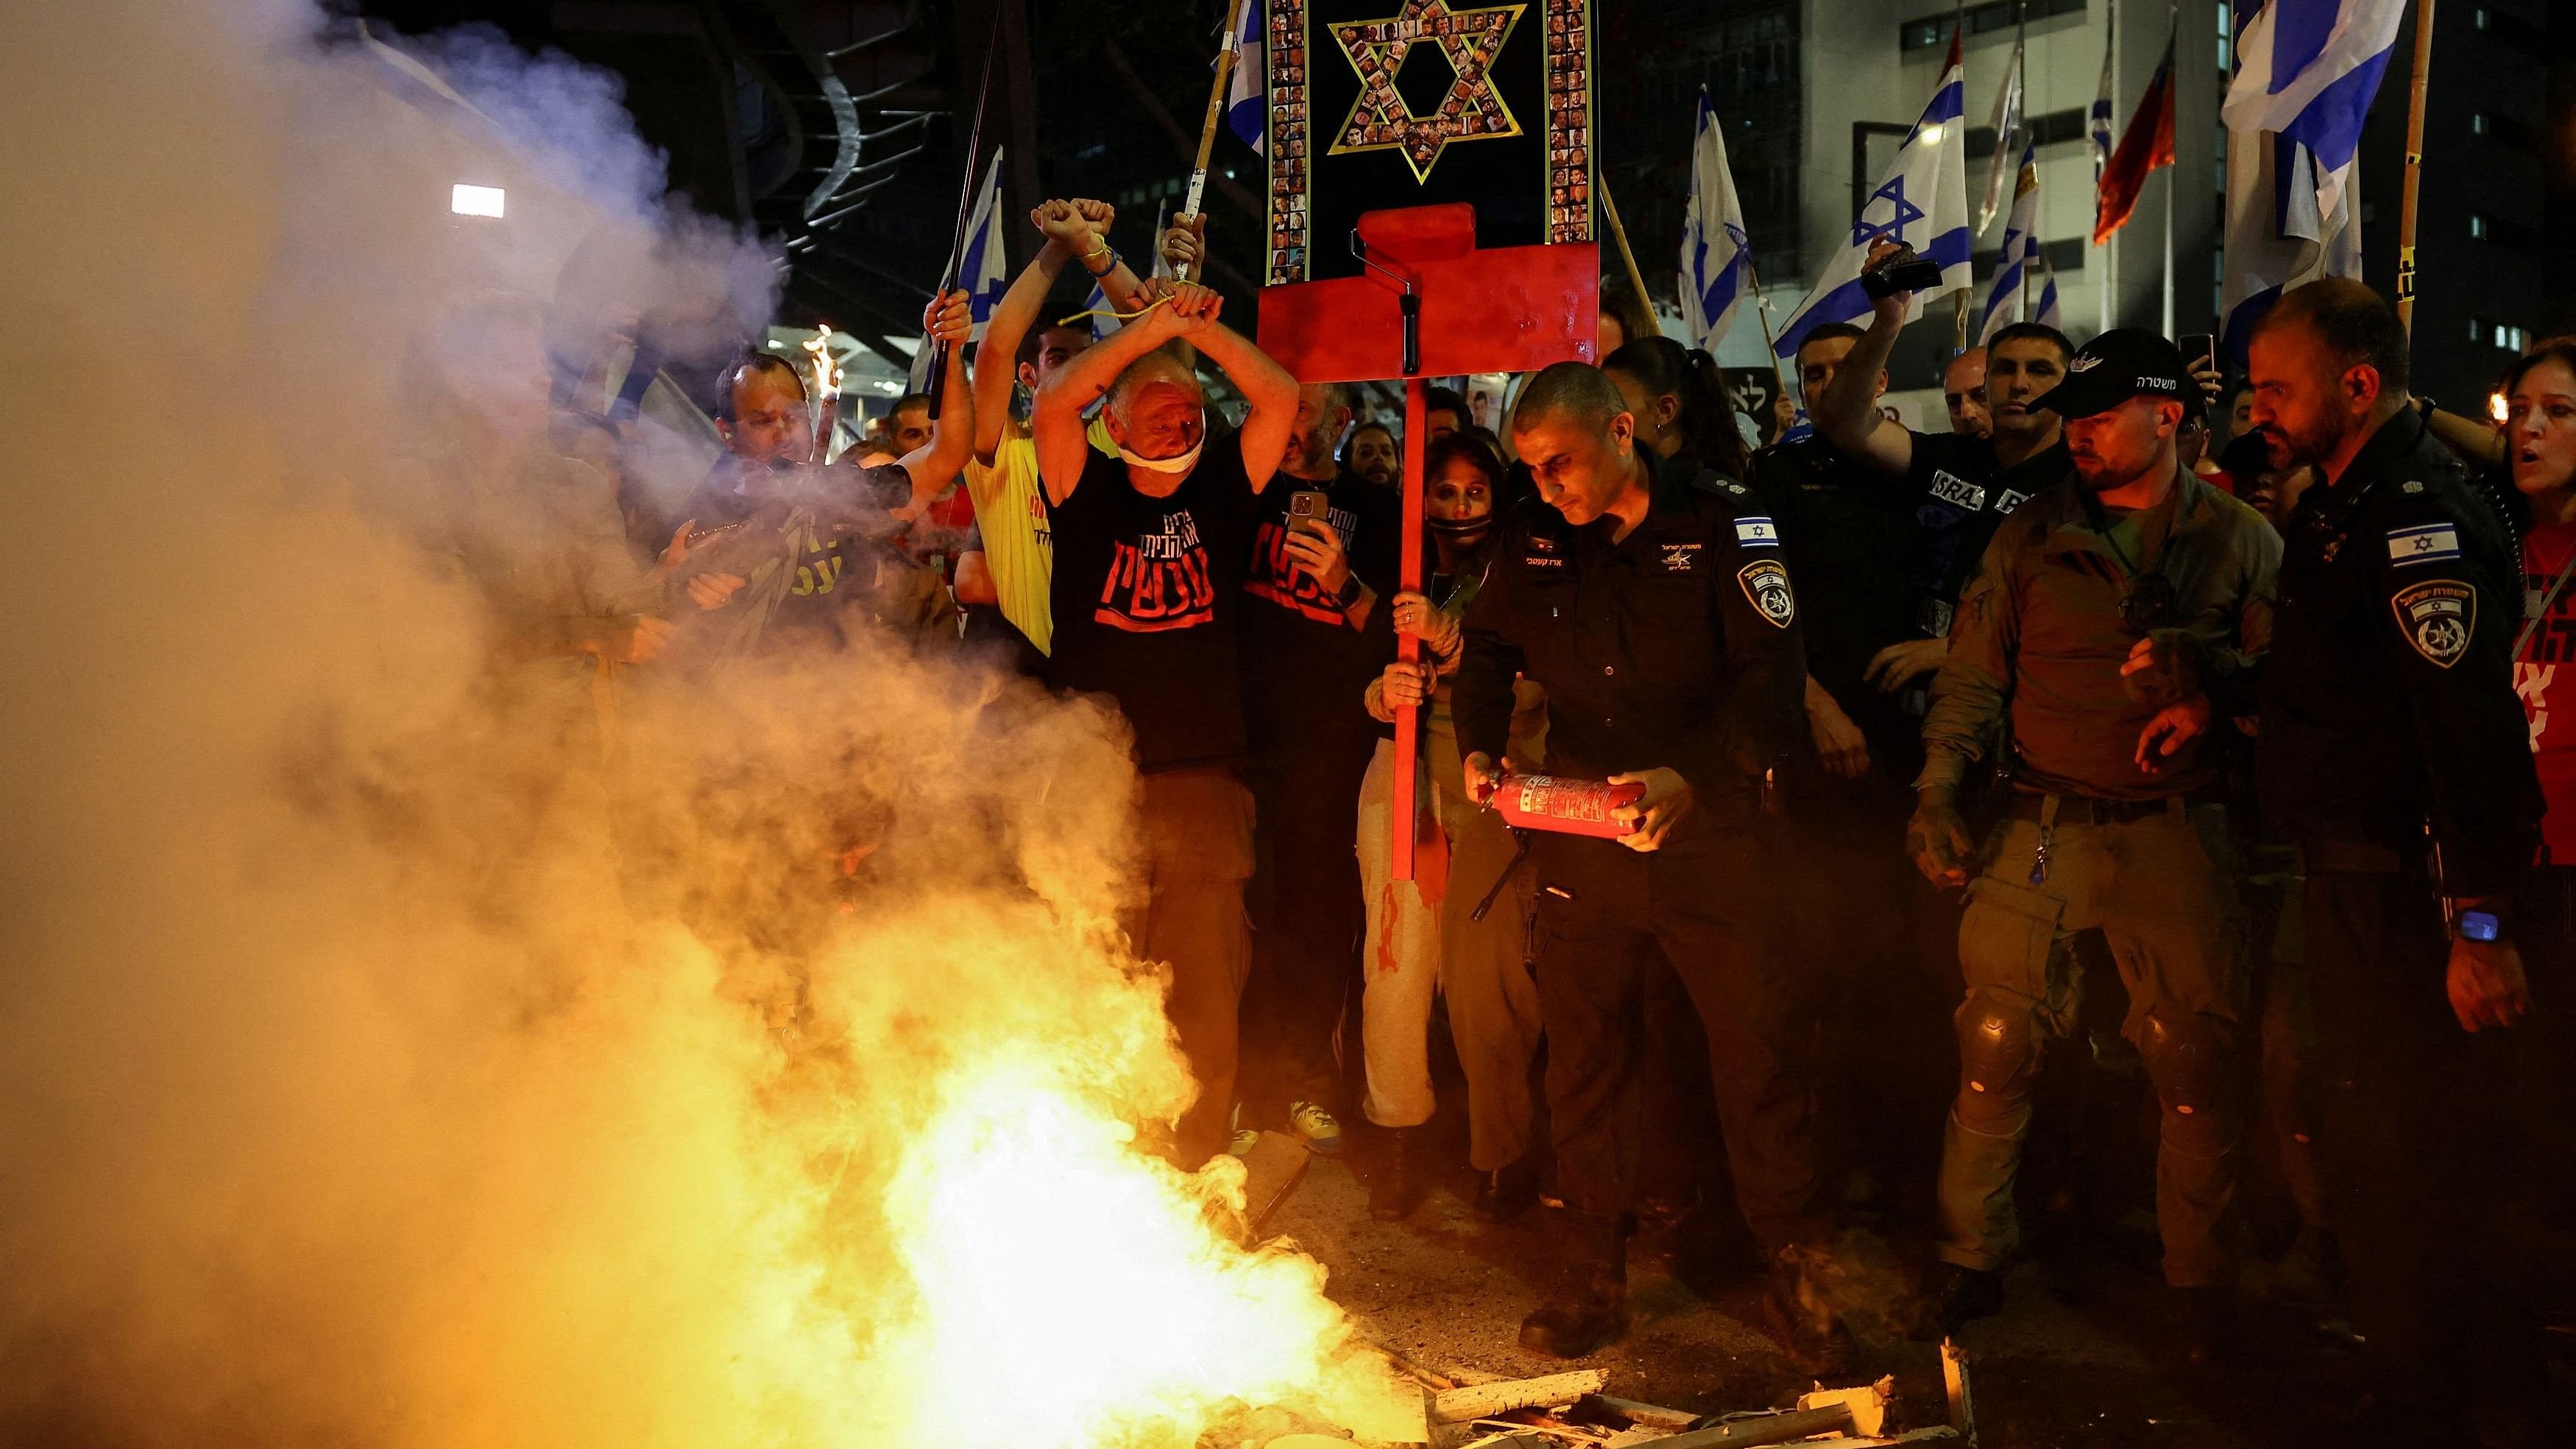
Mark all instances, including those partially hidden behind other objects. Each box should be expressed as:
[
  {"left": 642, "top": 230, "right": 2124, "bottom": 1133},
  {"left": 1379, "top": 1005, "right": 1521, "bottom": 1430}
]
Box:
[
  {"left": 1239, "top": 468, "right": 1402, "bottom": 762},
  {"left": 1046, "top": 435, "right": 1259, "bottom": 773}
]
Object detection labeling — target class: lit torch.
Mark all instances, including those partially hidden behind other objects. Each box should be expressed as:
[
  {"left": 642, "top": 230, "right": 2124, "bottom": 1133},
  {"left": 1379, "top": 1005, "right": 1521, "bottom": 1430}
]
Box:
[
  {"left": 802, "top": 325, "right": 843, "bottom": 463},
  {"left": 2491, "top": 391, "right": 2511, "bottom": 427}
]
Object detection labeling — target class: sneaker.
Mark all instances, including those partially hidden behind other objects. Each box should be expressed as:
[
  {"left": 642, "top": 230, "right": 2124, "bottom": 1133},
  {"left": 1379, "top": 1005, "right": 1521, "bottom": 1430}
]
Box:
[
  {"left": 1221, "top": 1102, "right": 1258, "bottom": 1159},
  {"left": 1287, "top": 1101, "right": 1343, "bottom": 1156}
]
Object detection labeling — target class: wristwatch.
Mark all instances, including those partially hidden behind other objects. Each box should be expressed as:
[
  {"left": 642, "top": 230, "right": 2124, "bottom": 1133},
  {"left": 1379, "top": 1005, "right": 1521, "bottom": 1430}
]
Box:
[
  {"left": 1334, "top": 573, "right": 1366, "bottom": 609},
  {"left": 2456, "top": 908, "right": 2505, "bottom": 943}
]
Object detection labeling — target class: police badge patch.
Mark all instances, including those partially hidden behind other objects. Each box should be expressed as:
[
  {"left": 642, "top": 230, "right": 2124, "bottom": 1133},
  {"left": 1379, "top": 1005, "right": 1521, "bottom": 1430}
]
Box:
[
  {"left": 1660, "top": 541, "right": 1704, "bottom": 573},
  {"left": 2391, "top": 579, "right": 2475, "bottom": 668},
  {"left": 1738, "top": 559, "right": 1796, "bottom": 628}
]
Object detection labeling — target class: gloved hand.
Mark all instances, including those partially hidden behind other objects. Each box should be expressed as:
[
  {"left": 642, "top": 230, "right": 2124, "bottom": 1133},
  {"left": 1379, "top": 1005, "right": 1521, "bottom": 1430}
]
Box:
[{"left": 1907, "top": 787, "right": 1977, "bottom": 888}]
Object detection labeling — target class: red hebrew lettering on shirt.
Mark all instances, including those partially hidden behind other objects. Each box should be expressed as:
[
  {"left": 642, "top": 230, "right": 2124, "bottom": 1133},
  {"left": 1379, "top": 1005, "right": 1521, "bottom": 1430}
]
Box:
[
  {"left": 1097, "top": 509, "right": 1217, "bottom": 631},
  {"left": 1245, "top": 503, "right": 1360, "bottom": 624}
]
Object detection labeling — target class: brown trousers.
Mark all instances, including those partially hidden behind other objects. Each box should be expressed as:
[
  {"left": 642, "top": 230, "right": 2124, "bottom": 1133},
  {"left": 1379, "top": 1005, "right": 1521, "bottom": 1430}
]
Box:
[{"left": 1128, "top": 767, "right": 1257, "bottom": 1166}]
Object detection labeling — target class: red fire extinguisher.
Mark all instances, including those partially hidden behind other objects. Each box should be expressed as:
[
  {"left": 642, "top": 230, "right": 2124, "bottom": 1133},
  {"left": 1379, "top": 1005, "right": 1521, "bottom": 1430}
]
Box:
[{"left": 1488, "top": 771, "right": 1646, "bottom": 839}]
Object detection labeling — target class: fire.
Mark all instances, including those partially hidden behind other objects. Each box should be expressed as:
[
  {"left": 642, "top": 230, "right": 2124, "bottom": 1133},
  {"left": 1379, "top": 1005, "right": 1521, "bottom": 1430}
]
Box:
[
  {"left": 803, "top": 325, "right": 843, "bottom": 460},
  {"left": 880, "top": 1058, "right": 1418, "bottom": 1448}
]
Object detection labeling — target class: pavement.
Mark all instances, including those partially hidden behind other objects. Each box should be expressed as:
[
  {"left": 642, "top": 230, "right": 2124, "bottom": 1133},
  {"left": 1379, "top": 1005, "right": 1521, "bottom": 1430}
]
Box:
[{"left": 1262, "top": 1124, "right": 2393, "bottom": 1448}]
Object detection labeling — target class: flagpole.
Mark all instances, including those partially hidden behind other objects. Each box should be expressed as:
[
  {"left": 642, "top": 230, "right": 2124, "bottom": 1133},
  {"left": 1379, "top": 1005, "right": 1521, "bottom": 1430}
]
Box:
[
  {"left": 2099, "top": 0, "right": 2117, "bottom": 337},
  {"left": 2016, "top": 4, "right": 2028, "bottom": 325},
  {"left": 1597, "top": 174, "right": 1656, "bottom": 336},
  {"left": 2159, "top": 0, "right": 2176, "bottom": 339},
  {"left": 1179, "top": 0, "right": 1254, "bottom": 283},
  {"left": 1743, "top": 257, "right": 1789, "bottom": 397},
  {"left": 2396, "top": 0, "right": 2437, "bottom": 335},
  {"left": 924, "top": 6, "right": 1005, "bottom": 420},
  {"left": 1950, "top": 0, "right": 1970, "bottom": 352}
]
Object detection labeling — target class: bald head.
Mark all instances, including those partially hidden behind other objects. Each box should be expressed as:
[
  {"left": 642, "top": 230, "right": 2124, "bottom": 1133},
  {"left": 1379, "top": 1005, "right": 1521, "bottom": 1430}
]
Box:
[
  {"left": 1511, "top": 362, "right": 1646, "bottom": 528},
  {"left": 1510, "top": 361, "right": 1629, "bottom": 441},
  {"left": 1105, "top": 344, "right": 1208, "bottom": 464},
  {"left": 1109, "top": 344, "right": 1202, "bottom": 417},
  {"left": 1945, "top": 348, "right": 1991, "bottom": 438}
]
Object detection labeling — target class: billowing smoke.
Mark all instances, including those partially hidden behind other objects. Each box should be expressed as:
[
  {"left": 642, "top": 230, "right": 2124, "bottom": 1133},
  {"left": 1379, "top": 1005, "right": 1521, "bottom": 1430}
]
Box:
[{"left": 0, "top": 5, "right": 1407, "bottom": 1445}]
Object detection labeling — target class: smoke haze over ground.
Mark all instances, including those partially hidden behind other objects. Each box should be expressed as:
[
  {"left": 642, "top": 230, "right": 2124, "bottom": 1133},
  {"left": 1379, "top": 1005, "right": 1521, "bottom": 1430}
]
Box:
[{"left": 0, "top": 4, "right": 1406, "bottom": 1445}]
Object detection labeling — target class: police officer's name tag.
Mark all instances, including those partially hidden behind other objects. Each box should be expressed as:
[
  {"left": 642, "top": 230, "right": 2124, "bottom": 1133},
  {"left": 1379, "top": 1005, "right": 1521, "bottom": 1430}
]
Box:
[
  {"left": 2386, "top": 522, "right": 2460, "bottom": 567},
  {"left": 1738, "top": 559, "right": 1797, "bottom": 628},
  {"left": 2392, "top": 579, "right": 2474, "bottom": 668},
  {"left": 1733, "top": 517, "right": 1779, "bottom": 547}
]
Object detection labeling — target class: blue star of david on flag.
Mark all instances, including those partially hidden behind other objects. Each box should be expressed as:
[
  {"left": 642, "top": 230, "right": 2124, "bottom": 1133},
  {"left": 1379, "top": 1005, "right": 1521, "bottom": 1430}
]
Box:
[
  {"left": 1850, "top": 175, "right": 1927, "bottom": 249},
  {"left": 1774, "top": 46, "right": 1971, "bottom": 359}
]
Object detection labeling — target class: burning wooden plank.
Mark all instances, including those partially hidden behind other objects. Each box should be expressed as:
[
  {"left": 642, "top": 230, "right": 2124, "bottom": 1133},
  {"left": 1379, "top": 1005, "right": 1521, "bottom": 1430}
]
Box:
[
  {"left": 1236, "top": 1129, "right": 1311, "bottom": 1232},
  {"left": 1430, "top": 1369, "right": 1607, "bottom": 1424}
]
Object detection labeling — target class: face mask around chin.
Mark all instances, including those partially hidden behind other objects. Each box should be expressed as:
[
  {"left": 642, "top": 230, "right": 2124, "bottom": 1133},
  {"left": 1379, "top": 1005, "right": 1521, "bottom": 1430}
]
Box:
[{"left": 1114, "top": 408, "right": 1208, "bottom": 475}]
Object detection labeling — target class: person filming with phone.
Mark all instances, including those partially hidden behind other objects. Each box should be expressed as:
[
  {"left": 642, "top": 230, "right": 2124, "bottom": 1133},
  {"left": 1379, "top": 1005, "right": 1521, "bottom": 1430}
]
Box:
[
  {"left": 1234, "top": 380, "right": 1401, "bottom": 1161},
  {"left": 1810, "top": 239, "right": 2076, "bottom": 692}
]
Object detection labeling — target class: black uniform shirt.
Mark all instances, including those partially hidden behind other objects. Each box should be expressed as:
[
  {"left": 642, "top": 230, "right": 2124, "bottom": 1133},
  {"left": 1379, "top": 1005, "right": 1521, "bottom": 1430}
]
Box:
[
  {"left": 1454, "top": 447, "right": 1808, "bottom": 826},
  {"left": 1758, "top": 436, "right": 1923, "bottom": 777},
  {"left": 2251, "top": 409, "right": 2541, "bottom": 895},
  {"left": 1903, "top": 431, "right": 2070, "bottom": 633}
]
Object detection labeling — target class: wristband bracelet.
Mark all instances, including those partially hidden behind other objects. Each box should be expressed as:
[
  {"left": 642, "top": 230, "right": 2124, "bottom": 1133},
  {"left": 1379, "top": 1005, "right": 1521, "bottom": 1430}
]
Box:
[{"left": 1080, "top": 244, "right": 1118, "bottom": 277}]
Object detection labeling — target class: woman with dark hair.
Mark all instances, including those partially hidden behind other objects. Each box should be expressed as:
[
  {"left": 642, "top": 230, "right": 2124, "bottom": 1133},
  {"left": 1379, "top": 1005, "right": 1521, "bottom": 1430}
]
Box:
[
  {"left": 1354, "top": 433, "right": 1546, "bottom": 1222},
  {"left": 1602, "top": 334, "right": 1750, "bottom": 483},
  {"left": 1596, "top": 272, "right": 1657, "bottom": 360}
]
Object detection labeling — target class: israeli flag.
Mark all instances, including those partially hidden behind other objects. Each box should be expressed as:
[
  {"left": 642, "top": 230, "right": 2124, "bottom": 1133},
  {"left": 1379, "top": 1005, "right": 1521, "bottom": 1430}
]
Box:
[
  {"left": 2034, "top": 258, "right": 2064, "bottom": 330},
  {"left": 1678, "top": 88, "right": 1752, "bottom": 351},
  {"left": 2218, "top": 0, "right": 2398, "bottom": 360},
  {"left": 1774, "top": 48, "right": 1972, "bottom": 358},
  {"left": 956, "top": 146, "right": 1011, "bottom": 341},
  {"left": 1225, "top": 0, "right": 1266, "bottom": 154},
  {"left": 1976, "top": 139, "right": 2041, "bottom": 345}
]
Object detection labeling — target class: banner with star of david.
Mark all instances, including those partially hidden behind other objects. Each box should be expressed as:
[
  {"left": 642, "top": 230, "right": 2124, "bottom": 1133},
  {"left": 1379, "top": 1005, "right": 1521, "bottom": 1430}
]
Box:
[{"left": 1259, "top": 0, "right": 1591, "bottom": 286}]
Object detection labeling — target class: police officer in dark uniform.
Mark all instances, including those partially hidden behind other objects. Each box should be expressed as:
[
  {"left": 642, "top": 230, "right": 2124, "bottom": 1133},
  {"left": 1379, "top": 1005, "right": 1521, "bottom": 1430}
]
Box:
[
  {"left": 1454, "top": 363, "right": 1847, "bottom": 1372},
  {"left": 2219, "top": 279, "right": 2550, "bottom": 1436}
]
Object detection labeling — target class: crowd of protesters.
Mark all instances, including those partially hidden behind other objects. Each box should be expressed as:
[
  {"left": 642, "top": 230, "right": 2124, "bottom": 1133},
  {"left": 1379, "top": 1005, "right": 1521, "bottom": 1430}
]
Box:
[{"left": 438, "top": 194, "right": 2575, "bottom": 1442}]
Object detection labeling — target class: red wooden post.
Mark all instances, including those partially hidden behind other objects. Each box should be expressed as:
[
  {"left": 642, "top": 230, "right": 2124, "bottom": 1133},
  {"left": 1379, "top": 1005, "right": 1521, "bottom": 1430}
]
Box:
[{"left": 1393, "top": 377, "right": 1428, "bottom": 881}]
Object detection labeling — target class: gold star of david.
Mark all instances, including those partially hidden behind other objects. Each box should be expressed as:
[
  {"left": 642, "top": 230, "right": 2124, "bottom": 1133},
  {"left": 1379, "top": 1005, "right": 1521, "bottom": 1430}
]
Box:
[{"left": 1326, "top": 0, "right": 1527, "bottom": 183}]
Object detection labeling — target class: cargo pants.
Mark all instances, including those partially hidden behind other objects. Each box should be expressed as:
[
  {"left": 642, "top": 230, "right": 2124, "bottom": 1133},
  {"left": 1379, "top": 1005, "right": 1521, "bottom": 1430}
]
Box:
[{"left": 1934, "top": 797, "right": 2250, "bottom": 1287}]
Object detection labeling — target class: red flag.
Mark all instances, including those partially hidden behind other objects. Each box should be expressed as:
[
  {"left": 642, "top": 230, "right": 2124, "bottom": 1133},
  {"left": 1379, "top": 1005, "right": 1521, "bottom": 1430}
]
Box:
[{"left": 2092, "top": 32, "right": 2176, "bottom": 246}]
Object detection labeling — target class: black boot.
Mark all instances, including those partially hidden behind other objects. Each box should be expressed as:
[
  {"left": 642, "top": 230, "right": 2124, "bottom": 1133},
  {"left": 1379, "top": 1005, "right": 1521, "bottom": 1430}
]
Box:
[
  {"left": 1473, "top": 1156, "right": 1540, "bottom": 1223},
  {"left": 1367, "top": 1127, "right": 1420, "bottom": 1222},
  {"left": 1518, "top": 1208, "right": 1629, "bottom": 1358},
  {"left": 1761, "top": 1244, "right": 1855, "bottom": 1377},
  {"left": 1911, "top": 1260, "right": 2006, "bottom": 1339}
]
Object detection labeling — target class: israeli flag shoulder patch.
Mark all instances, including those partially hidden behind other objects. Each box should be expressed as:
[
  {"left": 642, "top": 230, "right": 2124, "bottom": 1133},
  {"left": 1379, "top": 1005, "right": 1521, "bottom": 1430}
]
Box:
[
  {"left": 1734, "top": 516, "right": 1780, "bottom": 548},
  {"left": 2386, "top": 522, "right": 2460, "bottom": 568}
]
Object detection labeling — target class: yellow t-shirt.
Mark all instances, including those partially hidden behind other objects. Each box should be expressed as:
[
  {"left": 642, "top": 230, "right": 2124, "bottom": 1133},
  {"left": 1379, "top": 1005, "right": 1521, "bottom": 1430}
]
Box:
[{"left": 962, "top": 414, "right": 1116, "bottom": 656}]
